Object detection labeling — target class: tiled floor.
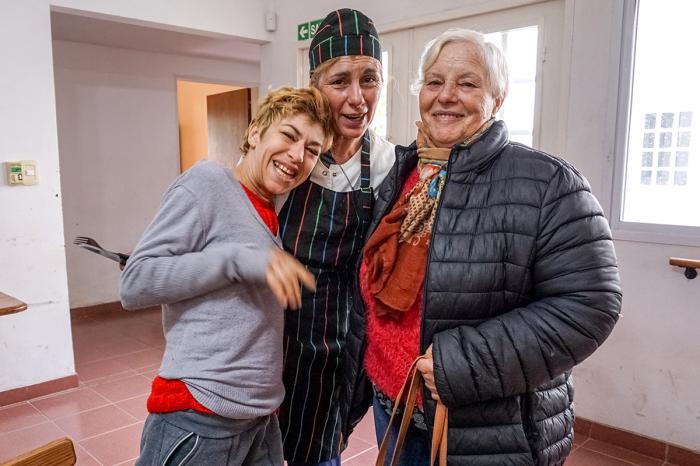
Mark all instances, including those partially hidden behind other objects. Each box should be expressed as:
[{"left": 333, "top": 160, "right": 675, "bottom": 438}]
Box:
[{"left": 0, "top": 306, "right": 681, "bottom": 465}]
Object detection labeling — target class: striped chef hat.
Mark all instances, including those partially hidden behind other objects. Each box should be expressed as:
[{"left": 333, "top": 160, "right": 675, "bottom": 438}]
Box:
[{"left": 309, "top": 8, "right": 382, "bottom": 73}]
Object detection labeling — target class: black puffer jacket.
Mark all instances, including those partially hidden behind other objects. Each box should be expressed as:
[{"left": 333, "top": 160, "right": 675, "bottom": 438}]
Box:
[{"left": 341, "top": 121, "right": 622, "bottom": 465}]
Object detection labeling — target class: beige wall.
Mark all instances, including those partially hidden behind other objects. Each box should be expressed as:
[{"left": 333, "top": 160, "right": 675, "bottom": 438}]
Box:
[
  {"left": 176, "top": 81, "right": 242, "bottom": 172},
  {"left": 0, "top": 0, "right": 265, "bottom": 395},
  {"left": 55, "top": 41, "right": 258, "bottom": 309}
]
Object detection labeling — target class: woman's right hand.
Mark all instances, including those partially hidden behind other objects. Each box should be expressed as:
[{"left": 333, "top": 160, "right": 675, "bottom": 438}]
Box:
[{"left": 266, "top": 249, "right": 316, "bottom": 310}]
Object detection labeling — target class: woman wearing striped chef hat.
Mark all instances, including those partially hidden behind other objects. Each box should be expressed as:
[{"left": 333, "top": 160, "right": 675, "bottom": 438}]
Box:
[{"left": 276, "top": 8, "right": 395, "bottom": 466}]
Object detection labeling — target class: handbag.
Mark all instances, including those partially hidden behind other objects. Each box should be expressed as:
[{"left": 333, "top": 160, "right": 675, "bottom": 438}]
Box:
[{"left": 375, "top": 356, "right": 448, "bottom": 466}]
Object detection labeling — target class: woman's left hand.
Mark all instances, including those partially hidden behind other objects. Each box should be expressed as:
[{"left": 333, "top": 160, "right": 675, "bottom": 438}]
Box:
[{"left": 417, "top": 344, "right": 441, "bottom": 402}]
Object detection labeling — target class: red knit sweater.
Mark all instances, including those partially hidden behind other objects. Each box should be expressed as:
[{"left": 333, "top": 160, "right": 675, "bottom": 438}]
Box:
[
  {"left": 361, "top": 169, "right": 424, "bottom": 404},
  {"left": 240, "top": 184, "right": 279, "bottom": 236},
  {"left": 147, "top": 184, "right": 278, "bottom": 414}
]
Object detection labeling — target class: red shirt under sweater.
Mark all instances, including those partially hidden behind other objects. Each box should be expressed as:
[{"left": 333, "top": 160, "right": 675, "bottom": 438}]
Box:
[
  {"left": 147, "top": 184, "right": 278, "bottom": 415},
  {"left": 361, "top": 169, "right": 424, "bottom": 404}
]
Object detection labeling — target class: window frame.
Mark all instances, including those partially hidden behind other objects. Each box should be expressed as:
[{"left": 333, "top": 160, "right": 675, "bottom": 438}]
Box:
[{"left": 609, "top": 0, "right": 700, "bottom": 247}]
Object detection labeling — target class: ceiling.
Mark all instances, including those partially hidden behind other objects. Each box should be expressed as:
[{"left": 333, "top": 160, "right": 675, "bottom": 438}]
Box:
[{"left": 50, "top": 10, "right": 261, "bottom": 63}]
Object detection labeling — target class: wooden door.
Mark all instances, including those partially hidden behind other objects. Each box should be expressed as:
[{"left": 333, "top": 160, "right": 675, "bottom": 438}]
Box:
[{"left": 207, "top": 88, "right": 250, "bottom": 170}]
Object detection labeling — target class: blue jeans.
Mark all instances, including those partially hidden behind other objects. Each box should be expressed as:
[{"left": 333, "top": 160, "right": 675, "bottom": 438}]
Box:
[{"left": 373, "top": 396, "right": 430, "bottom": 466}]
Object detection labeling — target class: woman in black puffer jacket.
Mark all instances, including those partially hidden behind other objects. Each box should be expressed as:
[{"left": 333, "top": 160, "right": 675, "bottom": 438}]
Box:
[{"left": 340, "top": 28, "right": 622, "bottom": 466}]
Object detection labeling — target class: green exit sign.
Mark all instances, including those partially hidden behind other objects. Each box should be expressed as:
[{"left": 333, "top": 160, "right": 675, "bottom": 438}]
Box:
[{"left": 298, "top": 18, "right": 323, "bottom": 41}]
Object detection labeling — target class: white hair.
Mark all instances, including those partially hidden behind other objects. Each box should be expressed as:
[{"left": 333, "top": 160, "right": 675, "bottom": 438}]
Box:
[{"left": 412, "top": 28, "right": 509, "bottom": 102}]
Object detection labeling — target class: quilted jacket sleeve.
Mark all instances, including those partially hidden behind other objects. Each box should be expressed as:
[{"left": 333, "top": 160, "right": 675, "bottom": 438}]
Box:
[{"left": 432, "top": 163, "right": 622, "bottom": 408}]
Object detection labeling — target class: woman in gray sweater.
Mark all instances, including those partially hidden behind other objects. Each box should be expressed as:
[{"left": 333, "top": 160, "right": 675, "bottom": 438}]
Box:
[{"left": 120, "top": 86, "right": 333, "bottom": 466}]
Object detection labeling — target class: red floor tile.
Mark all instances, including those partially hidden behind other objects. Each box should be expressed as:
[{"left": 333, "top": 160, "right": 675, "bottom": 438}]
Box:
[
  {"left": 344, "top": 445, "right": 378, "bottom": 465},
  {"left": 136, "top": 362, "right": 161, "bottom": 373},
  {"left": 75, "top": 338, "right": 151, "bottom": 365},
  {"left": 140, "top": 371, "right": 159, "bottom": 383},
  {"left": 582, "top": 438, "right": 664, "bottom": 466},
  {"left": 590, "top": 423, "right": 666, "bottom": 460},
  {"left": 30, "top": 387, "right": 110, "bottom": 420},
  {"left": 112, "top": 347, "right": 163, "bottom": 370},
  {"left": 53, "top": 404, "right": 138, "bottom": 441},
  {"left": 0, "top": 402, "right": 48, "bottom": 434},
  {"left": 4, "top": 307, "right": 688, "bottom": 466},
  {"left": 344, "top": 433, "right": 376, "bottom": 460},
  {"left": 0, "top": 422, "right": 66, "bottom": 462},
  {"left": 115, "top": 394, "right": 149, "bottom": 421},
  {"left": 79, "top": 421, "right": 144, "bottom": 465},
  {"left": 566, "top": 446, "right": 637, "bottom": 465},
  {"left": 90, "top": 374, "right": 152, "bottom": 403},
  {"left": 351, "top": 412, "right": 377, "bottom": 444},
  {"left": 132, "top": 328, "right": 165, "bottom": 347},
  {"left": 83, "top": 370, "right": 141, "bottom": 388},
  {"left": 112, "top": 337, "right": 156, "bottom": 355},
  {"left": 74, "top": 444, "right": 102, "bottom": 466},
  {"left": 76, "top": 357, "right": 134, "bottom": 382},
  {"left": 114, "top": 460, "right": 138, "bottom": 466}
]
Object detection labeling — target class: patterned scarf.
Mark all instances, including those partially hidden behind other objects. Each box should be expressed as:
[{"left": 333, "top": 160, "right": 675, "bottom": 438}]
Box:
[{"left": 363, "top": 119, "right": 494, "bottom": 317}]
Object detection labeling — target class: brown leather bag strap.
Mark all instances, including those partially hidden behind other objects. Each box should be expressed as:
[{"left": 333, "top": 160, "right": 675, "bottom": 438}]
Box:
[
  {"left": 376, "top": 356, "right": 449, "bottom": 466},
  {"left": 431, "top": 400, "right": 448, "bottom": 466},
  {"left": 391, "top": 365, "right": 422, "bottom": 465},
  {"left": 375, "top": 357, "right": 422, "bottom": 466}
]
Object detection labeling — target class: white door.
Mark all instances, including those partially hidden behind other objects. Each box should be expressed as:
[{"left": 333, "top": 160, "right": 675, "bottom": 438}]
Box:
[{"left": 390, "top": 0, "right": 565, "bottom": 152}]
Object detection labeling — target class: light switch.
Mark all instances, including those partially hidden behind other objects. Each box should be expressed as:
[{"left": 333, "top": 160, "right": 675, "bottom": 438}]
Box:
[{"left": 6, "top": 161, "right": 38, "bottom": 186}]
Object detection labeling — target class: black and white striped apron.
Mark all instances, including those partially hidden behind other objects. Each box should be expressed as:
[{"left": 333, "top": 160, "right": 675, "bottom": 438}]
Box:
[{"left": 278, "top": 132, "right": 373, "bottom": 463}]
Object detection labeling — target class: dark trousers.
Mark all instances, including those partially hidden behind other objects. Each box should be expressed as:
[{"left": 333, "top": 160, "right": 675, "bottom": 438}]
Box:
[{"left": 136, "top": 410, "right": 283, "bottom": 466}]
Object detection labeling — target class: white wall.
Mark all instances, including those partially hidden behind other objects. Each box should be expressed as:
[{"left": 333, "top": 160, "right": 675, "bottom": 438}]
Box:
[
  {"left": 563, "top": 1, "right": 700, "bottom": 450},
  {"left": 575, "top": 240, "right": 700, "bottom": 449},
  {"left": 51, "top": 0, "right": 272, "bottom": 42},
  {"left": 260, "top": 0, "right": 700, "bottom": 450},
  {"left": 0, "top": 1, "right": 74, "bottom": 392},
  {"left": 0, "top": 0, "right": 265, "bottom": 393},
  {"left": 55, "top": 41, "right": 258, "bottom": 308}
]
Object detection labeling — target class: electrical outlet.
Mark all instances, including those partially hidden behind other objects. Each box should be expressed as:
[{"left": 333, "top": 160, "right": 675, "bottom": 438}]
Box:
[{"left": 6, "top": 161, "right": 38, "bottom": 186}]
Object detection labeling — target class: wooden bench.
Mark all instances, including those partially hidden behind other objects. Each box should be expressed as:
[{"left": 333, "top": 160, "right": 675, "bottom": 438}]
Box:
[{"left": 0, "top": 437, "right": 76, "bottom": 466}]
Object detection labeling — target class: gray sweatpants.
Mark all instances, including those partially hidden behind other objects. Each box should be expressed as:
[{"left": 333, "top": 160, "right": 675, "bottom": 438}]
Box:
[{"left": 136, "top": 410, "right": 283, "bottom": 466}]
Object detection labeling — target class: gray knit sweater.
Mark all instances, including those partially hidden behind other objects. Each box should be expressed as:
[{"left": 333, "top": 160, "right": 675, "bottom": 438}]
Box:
[{"left": 120, "top": 161, "right": 283, "bottom": 419}]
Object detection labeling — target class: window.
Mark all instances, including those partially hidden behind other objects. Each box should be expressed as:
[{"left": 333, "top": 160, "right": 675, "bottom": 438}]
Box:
[
  {"left": 369, "top": 50, "right": 390, "bottom": 139},
  {"left": 636, "top": 111, "right": 692, "bottom": 188},
  {"left": 618, "top": 0, "right": 700, "bottom": 228},
  {"left": 485, "top": 26, "right": 538, "bottom": 147}
]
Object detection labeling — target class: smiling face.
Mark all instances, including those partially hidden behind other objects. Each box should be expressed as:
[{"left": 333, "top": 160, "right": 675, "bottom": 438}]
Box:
[
  {"left": 419, "top": 41, "right": 502, "bottom": 148},
  {"left": 240, "top": 113, "right": 324, "bottom": 200},
  {"left": 315, "top": 56, "right": 382, "bottom": 142}
]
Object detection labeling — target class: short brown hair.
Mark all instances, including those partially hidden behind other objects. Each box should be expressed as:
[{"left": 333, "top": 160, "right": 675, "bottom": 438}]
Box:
[{"left": 240, "top": 86, "right": 333, "bottom": 155}]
